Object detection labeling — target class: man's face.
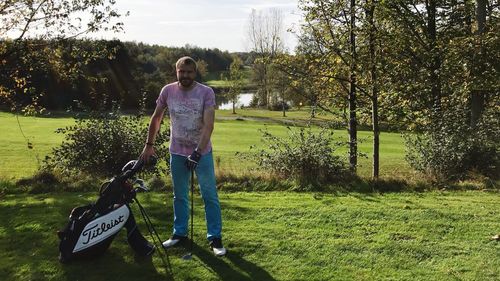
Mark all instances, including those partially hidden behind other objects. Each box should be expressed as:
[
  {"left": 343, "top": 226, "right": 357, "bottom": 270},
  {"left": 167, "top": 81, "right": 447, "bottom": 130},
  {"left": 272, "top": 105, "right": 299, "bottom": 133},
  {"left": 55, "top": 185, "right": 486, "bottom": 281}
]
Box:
[{"left": 176, "top": 64, "right": 196, "bottom": 88}]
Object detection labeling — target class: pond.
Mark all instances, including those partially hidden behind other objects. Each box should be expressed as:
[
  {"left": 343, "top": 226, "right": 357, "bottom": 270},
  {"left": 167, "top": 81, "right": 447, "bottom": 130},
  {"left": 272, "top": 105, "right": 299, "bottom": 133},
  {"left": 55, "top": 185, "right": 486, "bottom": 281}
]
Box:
[{"left": 218, "top": 93, "right": 254, "bottom": 110}]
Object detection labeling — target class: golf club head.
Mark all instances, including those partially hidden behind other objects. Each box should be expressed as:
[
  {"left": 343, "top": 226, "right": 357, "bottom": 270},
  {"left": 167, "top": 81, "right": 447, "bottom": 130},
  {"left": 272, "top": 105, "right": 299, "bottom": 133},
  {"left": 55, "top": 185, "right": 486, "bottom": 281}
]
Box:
[{"left": 182, "top": 253, "right": 192, "bottom": 260}]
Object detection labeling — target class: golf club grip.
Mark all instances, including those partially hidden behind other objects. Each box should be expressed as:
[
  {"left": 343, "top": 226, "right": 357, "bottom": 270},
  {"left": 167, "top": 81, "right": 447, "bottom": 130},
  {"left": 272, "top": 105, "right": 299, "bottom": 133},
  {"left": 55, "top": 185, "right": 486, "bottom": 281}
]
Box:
[{"left": 129, "top": 155, "right": 158, "bottom": 176}]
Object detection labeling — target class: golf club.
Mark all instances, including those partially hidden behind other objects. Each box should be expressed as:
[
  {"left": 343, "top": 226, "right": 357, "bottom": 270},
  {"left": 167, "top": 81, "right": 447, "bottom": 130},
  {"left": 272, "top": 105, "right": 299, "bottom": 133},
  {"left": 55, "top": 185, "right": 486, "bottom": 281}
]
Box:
[
  {"left": 134, "top": 196, "right": 173, "bottom": 277},
  {"left": 182, "top": 169, "right": 195, "bottom": 260}
]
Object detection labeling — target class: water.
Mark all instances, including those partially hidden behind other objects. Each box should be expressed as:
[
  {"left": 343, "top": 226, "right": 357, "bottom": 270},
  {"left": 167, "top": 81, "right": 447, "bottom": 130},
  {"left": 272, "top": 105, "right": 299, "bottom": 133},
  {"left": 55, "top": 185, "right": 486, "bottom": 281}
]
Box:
[{"left": 218, "top": 93, "right": 254, "bottom": 110}]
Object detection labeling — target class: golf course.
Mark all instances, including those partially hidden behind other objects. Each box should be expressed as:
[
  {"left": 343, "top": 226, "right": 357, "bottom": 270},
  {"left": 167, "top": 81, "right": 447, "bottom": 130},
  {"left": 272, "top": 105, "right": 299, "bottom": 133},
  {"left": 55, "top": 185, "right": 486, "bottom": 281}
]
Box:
[
  {"left": 2, "top": 0, "right": 499, "bottom": 279},
  {"left": 0, "top": 110, "right": 498, "bottom": 281}
]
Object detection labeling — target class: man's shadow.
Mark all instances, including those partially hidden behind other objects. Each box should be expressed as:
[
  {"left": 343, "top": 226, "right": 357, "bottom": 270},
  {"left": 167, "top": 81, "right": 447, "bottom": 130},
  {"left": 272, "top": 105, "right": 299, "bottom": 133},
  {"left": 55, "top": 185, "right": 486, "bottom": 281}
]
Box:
[{"left": 189, "top": 242, "right": 276, "bottom": 281}]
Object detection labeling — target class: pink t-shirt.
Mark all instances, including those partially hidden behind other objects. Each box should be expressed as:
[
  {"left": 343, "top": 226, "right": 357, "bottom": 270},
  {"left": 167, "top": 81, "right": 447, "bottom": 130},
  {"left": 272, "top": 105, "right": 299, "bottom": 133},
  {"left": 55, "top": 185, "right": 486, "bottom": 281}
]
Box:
[{"left": 156, "top": 81, "right": 216, "bottom": 156}]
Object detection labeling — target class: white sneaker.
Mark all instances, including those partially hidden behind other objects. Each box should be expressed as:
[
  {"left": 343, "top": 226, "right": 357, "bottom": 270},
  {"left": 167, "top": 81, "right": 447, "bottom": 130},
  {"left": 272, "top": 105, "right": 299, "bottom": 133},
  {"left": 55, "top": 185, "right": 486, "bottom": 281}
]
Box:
[
  {"left": 209, "top": 238, "right": 227, "bottom": 256},
  {"left": 162, "top": 234, "right": 186, "bottom": 248}
]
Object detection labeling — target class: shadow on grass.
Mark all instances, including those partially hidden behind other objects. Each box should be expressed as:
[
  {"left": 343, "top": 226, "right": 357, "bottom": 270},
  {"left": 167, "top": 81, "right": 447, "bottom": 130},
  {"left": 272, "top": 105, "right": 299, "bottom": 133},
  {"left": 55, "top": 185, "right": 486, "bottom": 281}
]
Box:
[
  {"left": 0, "top": 194, "right": 175, "bottom": 281},
  {"left": 59, "top": 250, "right": 168, "bottom": 280},
  {"left": 189, "top": 242, "right": 276, "bottom": 281}
]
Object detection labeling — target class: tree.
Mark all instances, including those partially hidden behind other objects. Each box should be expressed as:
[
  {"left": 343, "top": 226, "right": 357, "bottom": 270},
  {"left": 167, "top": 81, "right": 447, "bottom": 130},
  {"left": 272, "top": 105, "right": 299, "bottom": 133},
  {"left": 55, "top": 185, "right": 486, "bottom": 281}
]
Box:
[
  {"left": 196, "top": 59, "right": 208, "bottom": 81},
  {"left": 246, "top": 8, "right": 286, "bottom": 107},
  {"left": 0, "top": 0, "right": 126, "bottom": 112},
  {"left": 226, "top": 56, "right": 244, "bottom": 114},
  {"left": 380, "top": 0, "right": 499, "bottom": 180},
  {"left": 295, "top": 0, "right": 362, "bottom": 172},
  {"left": 365, "top": 0, "right": 380, "bottom": 178},
  {"left": 470, "top": 0, "right": 487, "bottom": 127},
  {"left": 348, "top": 0, "right": 358, "bottom": 172},
  {"left": 272, "top": 65, "right": 292, "bottom": 117}
]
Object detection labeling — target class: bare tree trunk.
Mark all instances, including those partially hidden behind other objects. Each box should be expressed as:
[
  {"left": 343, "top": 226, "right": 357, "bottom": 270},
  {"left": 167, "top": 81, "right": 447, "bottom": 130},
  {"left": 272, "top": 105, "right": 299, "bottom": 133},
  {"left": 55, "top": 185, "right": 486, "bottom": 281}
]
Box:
[
  {"left": 282, "top": 93, "right": 286, "bottom": 117},
  {"left": 471, "top": 0, "right": 487, "bottom": 127},
  {"left": 246, "top": 9, "right": 284, "bottom": 108},
  {"left": 311, "top": 95, "right": 317, "bottom": 118},
  {"left": 428, "top": 0, "right": 442, "bottom": 121},
  {"left": 349, "top": 0, "right": 358, "bottom": 173},
  {"left": 368, "top": 0, "right": 379, "bottom": 179}
]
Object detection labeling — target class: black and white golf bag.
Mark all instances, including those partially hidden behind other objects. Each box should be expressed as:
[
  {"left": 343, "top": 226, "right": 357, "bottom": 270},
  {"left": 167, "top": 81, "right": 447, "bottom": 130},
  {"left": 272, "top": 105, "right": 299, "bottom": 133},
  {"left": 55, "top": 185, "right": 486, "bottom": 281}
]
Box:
[{"left": 57, "top": 160, "right": 154, "bottom": 263}]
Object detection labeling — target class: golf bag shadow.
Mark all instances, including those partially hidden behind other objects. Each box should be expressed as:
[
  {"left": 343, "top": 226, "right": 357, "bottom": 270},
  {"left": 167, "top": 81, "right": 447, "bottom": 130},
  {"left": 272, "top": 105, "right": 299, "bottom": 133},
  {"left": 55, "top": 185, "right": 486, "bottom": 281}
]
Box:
[{"left": 57, "top": 160, "right": 154, "bottom": 263}]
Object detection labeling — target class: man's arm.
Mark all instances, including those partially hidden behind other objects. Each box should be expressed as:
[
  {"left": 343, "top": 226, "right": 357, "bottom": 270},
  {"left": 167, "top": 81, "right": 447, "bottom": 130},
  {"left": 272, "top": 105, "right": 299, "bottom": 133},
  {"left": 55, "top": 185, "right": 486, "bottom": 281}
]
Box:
[
  {"left": 196, "top": 106, "right": 215, "bottom": 151},
  {"left": 139, "top": 103, "right": 166, "bottom": 162}
]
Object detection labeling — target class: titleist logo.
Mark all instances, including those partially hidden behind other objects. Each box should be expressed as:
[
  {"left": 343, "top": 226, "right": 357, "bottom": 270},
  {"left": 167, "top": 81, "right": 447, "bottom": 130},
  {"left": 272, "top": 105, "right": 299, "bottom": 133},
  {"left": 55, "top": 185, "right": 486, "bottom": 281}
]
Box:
[{"left": 82, "top": 215, "right": 125, "bottom": 245}]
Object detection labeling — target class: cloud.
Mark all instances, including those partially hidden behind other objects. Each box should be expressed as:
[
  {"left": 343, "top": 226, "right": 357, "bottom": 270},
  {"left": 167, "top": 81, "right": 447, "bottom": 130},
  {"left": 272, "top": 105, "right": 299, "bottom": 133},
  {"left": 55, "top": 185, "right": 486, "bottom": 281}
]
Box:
[
  {"left": 158, "top": 18, "right": 246, "bottom": 26},
  {"left": 241, "top": 1, "right": 298, "bottom": 12}
]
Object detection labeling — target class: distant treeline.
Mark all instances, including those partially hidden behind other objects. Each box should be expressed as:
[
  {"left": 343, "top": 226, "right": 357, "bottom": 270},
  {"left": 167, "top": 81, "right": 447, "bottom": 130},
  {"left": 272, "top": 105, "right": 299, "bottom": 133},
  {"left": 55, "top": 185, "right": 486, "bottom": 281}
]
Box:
[{"left": 1, "top": 39, "right": 252, "bottom": 111}]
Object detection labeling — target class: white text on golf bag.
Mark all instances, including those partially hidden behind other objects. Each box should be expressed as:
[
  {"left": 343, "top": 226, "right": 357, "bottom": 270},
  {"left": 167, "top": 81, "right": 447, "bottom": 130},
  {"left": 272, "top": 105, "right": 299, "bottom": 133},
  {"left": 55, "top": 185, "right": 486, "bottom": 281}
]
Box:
[{"left": 73, "top": 204, "right": 130, "bottom": 253}]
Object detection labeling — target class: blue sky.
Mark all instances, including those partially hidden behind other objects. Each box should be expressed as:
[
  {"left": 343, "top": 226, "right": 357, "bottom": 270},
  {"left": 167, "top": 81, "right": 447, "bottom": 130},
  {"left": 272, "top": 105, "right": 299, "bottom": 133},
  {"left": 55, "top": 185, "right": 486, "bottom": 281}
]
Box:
[{"left": 92, "top": 0, "right": 302, "bottom": 52}]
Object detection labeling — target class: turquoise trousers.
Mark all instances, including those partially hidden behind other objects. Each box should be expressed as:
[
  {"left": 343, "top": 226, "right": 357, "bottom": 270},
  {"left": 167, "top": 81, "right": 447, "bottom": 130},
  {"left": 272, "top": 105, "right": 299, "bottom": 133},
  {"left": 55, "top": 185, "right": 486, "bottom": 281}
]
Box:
[{"left": 170, "top": 151, "right": 222, "bottom": 240}]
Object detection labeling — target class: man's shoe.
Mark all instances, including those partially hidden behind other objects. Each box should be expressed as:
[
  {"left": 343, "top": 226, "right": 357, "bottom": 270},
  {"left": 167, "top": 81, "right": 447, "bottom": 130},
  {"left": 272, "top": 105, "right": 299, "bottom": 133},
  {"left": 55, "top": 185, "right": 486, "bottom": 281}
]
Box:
[
  {"left": 209, "top": 238, "right": 227, "bottom": 256},
  {"left": 162, "top": 234, "right": 187, "bottom": 248}
]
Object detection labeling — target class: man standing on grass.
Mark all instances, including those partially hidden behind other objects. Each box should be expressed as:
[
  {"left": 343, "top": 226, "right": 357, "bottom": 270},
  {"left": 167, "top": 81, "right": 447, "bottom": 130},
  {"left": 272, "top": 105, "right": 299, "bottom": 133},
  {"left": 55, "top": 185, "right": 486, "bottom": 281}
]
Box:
[{"left": 139, "top": 56, "right": 226, "bottom": 256}]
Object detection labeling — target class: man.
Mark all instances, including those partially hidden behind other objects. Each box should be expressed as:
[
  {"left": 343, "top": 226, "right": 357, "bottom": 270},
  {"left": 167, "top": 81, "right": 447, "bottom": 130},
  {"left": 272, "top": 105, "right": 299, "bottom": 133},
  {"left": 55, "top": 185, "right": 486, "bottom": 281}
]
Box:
[{"left": 139, "top": 56, "right": 226, "bottom": 256}]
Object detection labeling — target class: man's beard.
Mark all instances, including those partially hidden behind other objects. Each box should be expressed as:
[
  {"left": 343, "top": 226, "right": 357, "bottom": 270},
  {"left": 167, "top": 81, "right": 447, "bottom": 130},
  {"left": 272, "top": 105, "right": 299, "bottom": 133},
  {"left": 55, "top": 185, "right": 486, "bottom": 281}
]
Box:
[{"left": 179, "top": 78, "right": 194, "bottom": 88}]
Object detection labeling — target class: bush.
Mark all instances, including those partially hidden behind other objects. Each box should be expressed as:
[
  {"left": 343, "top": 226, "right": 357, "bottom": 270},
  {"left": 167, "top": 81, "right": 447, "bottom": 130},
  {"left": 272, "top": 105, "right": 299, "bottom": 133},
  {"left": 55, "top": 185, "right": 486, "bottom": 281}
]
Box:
[
  {"left": 146, "top": 176, "right": 168, "bottom": 191},
  {"left": 269, "top": 101, "right": 290, "bottom": 111},
  {"left": 44, "top": 110, "right": 170, "bottom": 178},
  {"left": 15, "top": 169, "right": 63, "bottom": 193},
  {"left": 246, "top": 125, "right": 350, "bottom": 190},
  {"left": 404, "top": 107, "right": 499, "bottom": 182}
]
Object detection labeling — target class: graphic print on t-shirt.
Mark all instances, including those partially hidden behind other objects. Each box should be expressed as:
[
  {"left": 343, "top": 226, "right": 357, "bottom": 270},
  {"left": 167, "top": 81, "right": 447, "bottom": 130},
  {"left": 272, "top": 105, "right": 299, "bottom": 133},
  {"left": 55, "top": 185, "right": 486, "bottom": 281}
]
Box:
[{"left": 169, "top": 97, "right": 203, "bottom": 149}]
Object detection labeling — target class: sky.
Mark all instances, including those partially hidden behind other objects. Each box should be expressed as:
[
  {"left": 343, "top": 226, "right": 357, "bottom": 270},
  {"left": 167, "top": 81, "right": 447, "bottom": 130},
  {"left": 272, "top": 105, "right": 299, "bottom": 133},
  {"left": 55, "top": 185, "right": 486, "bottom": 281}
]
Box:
[{"left": 92, "top": 0, "right": 303, "bottom": 53}]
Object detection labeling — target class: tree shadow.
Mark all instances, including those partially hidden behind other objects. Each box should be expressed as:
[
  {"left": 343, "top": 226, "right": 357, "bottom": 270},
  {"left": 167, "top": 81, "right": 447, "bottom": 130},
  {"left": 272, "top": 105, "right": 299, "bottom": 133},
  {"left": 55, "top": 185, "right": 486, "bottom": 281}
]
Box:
[{"left": 0, "top": 194, "right": 174, "bottom": 281}]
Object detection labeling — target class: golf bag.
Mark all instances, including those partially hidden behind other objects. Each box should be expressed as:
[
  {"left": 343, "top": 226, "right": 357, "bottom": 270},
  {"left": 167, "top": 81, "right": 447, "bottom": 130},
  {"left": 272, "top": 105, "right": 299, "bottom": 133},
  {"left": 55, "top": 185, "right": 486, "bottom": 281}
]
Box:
[{"left": 57, "top": 159, "right": 154, "bottom": 263}]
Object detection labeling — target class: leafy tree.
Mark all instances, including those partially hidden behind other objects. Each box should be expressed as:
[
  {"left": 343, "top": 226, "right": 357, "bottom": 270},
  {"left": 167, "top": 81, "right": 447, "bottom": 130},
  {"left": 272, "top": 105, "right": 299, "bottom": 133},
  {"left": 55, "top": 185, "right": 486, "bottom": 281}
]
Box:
[
  {"left": 225, "top": 56, "right": 244, "bottom": 114},
  {"left": 1, "top": 40, "right": 236, "bottom": 111},
  {"left": 196, "top": 59, "right": 208, "bottom": 81},
  {"left": 0, "top": 0, "right": 126, "bottom": 112},
  {"left": 372, "top": 0, "right": 499, "bottom": 181},
  {"left": 292, "top": 0, "right": 363, "bottom": 172}
]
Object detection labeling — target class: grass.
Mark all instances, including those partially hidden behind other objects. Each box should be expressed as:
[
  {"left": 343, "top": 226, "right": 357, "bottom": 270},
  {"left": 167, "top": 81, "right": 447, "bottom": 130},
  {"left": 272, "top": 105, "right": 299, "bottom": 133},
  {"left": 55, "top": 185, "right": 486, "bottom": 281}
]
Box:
[
  {"left": 0, "top": 112, "right": 71, "bottom": 180},
  {"left": 0, "top": 111, "right": 410, "bottom": 181},
  {"left": 215, "top": 107, "right": 339, "bottom": 122},
  {"left": 0, "top": 191, "right": 498, "bottom": 280},
  {"left": 205, "top": 67, "right": 254, "bottom": 89}
]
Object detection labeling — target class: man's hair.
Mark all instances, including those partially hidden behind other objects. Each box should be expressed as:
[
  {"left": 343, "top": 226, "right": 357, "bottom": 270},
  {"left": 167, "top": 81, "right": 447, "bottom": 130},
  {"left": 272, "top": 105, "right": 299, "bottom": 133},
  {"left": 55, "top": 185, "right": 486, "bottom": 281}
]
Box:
[{"left": 176, "top": 56, "right": 197, "bottom": 71}]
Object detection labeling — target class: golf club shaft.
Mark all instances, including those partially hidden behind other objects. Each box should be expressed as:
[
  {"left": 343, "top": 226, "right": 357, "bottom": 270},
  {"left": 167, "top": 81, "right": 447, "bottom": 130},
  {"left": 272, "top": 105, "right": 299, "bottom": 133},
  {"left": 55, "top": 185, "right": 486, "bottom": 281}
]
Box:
[{"left": 190, "top": 169, "right": 194, "bottom": 254}]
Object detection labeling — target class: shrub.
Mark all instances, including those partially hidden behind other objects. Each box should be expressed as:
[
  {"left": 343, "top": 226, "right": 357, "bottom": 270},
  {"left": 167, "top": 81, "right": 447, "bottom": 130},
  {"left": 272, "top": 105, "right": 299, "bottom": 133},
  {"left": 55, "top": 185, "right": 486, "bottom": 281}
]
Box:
[
  {"left": 404, "top": 107, "right": 499, "bottom": 182},
  {"left": 44, "top": 110, "right": 170, "bottom": 178},
  {"left": 246, "top": 125, "right": 350, "bottom": 190},
  {"left": 15, "top": 169, "right": 63, "bottom": 193},
  {"left": 146, "top": 176, "right": 168, "bottom": 191},
  {"left": 268, "top": 101, "right": 290, "bottom": 111}
]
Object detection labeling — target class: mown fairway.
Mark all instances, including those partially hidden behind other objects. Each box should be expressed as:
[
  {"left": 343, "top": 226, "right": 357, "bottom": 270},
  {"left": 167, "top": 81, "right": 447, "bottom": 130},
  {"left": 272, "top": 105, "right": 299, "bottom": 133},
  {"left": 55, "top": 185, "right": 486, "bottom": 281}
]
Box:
[
  {"left": 0, "top": 111, "right": 409, "bottom": 180},
  {"left": 0, "top": 191, "right": 498, "bottom": 281}
]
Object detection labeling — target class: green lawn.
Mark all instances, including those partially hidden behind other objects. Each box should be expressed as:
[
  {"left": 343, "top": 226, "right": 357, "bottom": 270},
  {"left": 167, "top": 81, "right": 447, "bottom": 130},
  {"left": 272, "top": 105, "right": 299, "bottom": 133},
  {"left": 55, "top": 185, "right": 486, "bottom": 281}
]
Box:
[
  {"left": 215, "top": 107, "right": 339, "bottom": 122},
  {"left": 0, "top": 191, "right": 498, "bottom": 280},
  {"left": 0, "top": 113, "right": 72, "bottom": 180},
  {"left": 0, "top": 111, "right": 409, "bottom": 181}
]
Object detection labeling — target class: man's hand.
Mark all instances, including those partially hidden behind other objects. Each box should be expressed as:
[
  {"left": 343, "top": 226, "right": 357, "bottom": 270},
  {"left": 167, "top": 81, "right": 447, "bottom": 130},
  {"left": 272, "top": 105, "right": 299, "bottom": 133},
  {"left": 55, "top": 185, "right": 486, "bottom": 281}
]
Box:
[
  {"left": 139, "top": 144, "right": 156, "bottom": 164},
  {"left": 185, "top": 150, "right": 202, "bottom": 170}
]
